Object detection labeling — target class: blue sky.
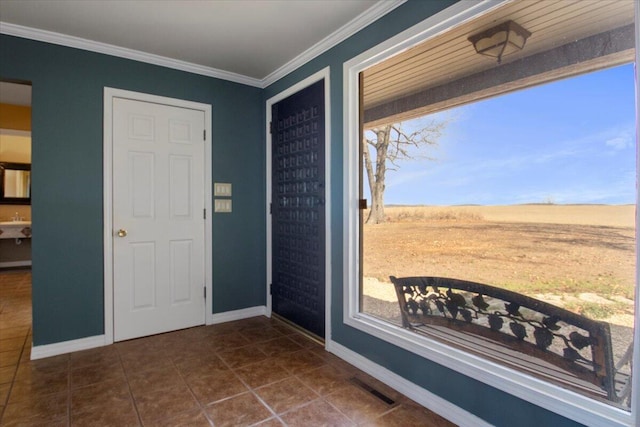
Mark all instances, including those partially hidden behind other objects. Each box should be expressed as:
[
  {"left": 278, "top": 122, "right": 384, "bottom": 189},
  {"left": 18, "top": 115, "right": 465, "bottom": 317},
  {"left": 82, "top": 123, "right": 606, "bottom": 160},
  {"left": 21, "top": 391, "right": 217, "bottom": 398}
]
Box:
[{"left": 368, "top": 63, "right": 637, "bottom": 206}]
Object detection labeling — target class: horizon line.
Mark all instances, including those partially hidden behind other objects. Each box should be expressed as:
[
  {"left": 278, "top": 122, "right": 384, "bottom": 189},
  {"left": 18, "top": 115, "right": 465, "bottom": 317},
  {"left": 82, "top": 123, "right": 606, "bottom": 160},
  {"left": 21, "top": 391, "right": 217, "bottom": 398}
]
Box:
[{"left": 382, "top": 203, "right": 636, "bottom": 207}]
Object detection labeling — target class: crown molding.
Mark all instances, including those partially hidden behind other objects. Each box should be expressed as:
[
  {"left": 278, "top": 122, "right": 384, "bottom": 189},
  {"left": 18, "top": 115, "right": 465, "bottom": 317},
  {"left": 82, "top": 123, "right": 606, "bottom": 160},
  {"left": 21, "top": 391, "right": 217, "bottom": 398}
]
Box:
[
  {"left": 0, "top": 22, "right": 263, "bottom": 88},
  {"left": 0, "top": 0, "right": 406, "bottom": 89},
  {"left": 261, "top": 0, "right": 407, "bottom": 87}
]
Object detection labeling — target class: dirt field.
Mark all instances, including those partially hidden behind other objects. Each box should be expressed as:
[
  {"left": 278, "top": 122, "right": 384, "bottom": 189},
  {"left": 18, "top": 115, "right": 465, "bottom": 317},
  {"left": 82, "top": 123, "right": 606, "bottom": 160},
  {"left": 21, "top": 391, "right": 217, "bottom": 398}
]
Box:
[{"left": 362, "top": 205, "right": 636, "bottom": 328}]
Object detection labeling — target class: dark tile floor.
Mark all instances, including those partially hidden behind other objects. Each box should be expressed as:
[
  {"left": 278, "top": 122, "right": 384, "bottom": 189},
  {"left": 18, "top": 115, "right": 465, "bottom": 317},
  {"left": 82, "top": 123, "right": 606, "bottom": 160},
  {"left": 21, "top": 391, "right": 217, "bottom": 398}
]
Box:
[{"left": 0, "top": 269, "right": 456, "bottom": 426}]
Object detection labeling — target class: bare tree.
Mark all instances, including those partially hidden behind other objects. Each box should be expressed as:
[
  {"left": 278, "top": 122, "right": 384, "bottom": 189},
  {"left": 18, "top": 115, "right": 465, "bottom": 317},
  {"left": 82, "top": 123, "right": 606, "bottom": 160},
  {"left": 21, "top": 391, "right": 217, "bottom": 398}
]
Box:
[{"left": 363, "top": 120, "right": 446, "bottom": 224}]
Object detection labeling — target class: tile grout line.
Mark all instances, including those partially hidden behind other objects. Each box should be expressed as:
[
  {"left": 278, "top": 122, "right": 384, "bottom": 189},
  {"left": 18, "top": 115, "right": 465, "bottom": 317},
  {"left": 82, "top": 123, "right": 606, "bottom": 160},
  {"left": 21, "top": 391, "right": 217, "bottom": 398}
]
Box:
[
  {"left": 213, "top": 347, "right": 276, "bottom": 422},
  {"left": 215, "top": 327, "right": 311, "bottom": 423},
  {"left": 0, "top": 323, "right": 32, "bottom": 424},
  {"left": 232, "top": 358, "right": 292, "bottom": 426},
  {"left": 117, "top": 346, "right": 146, "bottom": 427},
  {"left": 0, "top": 275, "right": 448, "bottom": 427},
  {"left": 66, "top": 350, "right": 71, "bottom": 427},
  {"left": 215, "top": 328, "right": 320, "bottom": 426},
  {"left": 0, "top": 272, "right": 25, "bottom": 424},
  {"left": 289, "top": 365, "right": 360, "bottom": 426},
  {"left": 172, "top": 349, "right": 218, "bottom": 426}
]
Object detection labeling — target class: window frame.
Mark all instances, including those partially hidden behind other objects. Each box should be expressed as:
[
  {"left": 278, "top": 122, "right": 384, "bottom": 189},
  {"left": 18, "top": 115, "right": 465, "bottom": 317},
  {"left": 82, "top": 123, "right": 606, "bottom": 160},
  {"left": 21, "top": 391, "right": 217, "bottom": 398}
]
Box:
[{"left": 341, "top": 1, "right": 639, "bottom": 426}]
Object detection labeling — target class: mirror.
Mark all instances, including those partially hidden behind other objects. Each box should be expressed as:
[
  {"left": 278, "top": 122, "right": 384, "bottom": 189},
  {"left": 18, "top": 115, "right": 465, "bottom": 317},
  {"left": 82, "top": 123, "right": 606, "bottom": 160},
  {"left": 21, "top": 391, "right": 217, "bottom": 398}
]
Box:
[{"left": 0, "top": 162, "right": 31, "bottom": 204}]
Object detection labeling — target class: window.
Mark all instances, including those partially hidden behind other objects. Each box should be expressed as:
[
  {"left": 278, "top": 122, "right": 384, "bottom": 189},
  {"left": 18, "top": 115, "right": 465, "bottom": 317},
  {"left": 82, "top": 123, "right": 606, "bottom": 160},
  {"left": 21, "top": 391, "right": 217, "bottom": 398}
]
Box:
[{"left": 344, "top": 1, "right": 638, "bottom": 426}]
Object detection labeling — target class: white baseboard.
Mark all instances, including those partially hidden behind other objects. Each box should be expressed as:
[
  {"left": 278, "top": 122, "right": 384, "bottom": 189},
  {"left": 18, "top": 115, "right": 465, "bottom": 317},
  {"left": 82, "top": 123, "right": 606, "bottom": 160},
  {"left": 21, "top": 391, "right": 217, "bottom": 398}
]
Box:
[
  {"left": 0, "top": 261, "right": 31, "bottom": 268},
  {"left": 29, "top": 306, "right": 267, "bottom": 360},
  {"left": 209, "top": 305, "right": 267, "bottom": 324},
  {"left": 30, "top": 334, "right": 107, "bottom": 360},
  {"left": 327, "top": 339, "right": 492, "bottom": 427}
]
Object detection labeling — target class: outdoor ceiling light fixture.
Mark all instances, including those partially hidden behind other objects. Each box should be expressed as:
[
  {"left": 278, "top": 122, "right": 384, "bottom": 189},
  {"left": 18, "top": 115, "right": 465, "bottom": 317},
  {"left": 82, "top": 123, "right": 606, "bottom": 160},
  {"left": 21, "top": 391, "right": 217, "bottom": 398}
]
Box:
[{"left": 468, "top": 20, "right": 532, "bottom": 64}]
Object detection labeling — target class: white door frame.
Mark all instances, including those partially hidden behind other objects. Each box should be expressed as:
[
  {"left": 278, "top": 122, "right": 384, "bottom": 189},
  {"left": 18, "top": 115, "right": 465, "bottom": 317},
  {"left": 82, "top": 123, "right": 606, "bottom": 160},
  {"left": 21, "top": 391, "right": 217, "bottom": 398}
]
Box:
[
  {"left": 103, "top": 87, "right": 213, "bottom": 345},
  {"left": 265, "top": 67, "right": 332, "bottom": 344}
]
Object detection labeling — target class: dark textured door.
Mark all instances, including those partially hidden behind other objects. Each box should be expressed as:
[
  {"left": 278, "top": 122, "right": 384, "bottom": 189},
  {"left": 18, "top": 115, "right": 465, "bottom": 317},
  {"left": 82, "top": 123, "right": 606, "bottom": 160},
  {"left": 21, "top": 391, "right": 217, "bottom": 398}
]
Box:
[{"left": 271, "top": 80, "right": 325, "bottom": 338}]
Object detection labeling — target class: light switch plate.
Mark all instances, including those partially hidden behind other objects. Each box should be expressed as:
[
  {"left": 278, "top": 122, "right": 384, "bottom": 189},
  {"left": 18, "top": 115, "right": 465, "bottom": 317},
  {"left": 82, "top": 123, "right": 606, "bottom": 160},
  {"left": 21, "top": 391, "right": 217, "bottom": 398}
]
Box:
[
  {"left": 214, "top": 199, "right": 232, "bottom": 213},
  {"left": 214, "top": 183, "right": 232, "bottom": 197}
]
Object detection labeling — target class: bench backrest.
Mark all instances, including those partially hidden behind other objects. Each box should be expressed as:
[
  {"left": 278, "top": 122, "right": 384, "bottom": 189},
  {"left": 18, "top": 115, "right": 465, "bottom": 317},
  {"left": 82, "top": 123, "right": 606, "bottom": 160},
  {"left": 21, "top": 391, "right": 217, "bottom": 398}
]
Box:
[{"left": 390, "top": 276, "right": 616, "bottom": 401}]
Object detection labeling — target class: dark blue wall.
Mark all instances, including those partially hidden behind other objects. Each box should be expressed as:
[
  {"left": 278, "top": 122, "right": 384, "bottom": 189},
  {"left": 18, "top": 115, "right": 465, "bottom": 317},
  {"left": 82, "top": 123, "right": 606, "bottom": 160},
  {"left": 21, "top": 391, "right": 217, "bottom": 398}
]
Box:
[
  {"left": 264, "top": 1, "right": 583, "bottom": 426},
  {"left": 0, "top": 35, "right": 266, "bottom": 346}
]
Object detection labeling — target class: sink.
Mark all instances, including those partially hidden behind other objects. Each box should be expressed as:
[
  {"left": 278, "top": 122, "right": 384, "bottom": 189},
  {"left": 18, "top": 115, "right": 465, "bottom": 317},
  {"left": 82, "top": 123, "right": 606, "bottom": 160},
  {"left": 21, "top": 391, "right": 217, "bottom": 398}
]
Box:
[
  {"left": 0, "top": 220, "right": 31, "bottom": 226},
  {"left": 0, "top": 221, "right": 32, "bottom": 239}
]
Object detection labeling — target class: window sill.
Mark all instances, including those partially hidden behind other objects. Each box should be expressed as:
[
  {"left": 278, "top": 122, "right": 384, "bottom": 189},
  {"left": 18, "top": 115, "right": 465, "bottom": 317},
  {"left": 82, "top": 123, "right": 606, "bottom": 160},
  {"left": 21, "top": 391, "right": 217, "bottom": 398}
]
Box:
[{"left": 343, "top": 312, "right": 633, "bottom": 427}]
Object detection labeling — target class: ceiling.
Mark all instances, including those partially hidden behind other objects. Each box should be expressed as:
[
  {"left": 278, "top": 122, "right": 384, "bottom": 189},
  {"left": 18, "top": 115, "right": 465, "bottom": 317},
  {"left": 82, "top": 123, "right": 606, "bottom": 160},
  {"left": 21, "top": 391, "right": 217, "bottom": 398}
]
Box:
[
  {"left": 0, "top": 0, "right": 400, "bottom": 86},
  {"left": 3, "top": 0, "right": 634, "bottom": 120},
  {"left": 0, "top": 82, "right": 31, "bottom": 106}
]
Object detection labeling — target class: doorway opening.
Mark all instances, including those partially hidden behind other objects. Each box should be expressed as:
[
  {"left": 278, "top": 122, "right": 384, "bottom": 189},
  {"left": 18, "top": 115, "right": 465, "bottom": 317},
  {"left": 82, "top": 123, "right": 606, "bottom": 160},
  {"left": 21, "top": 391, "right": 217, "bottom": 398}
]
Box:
[
  {"left": 0, "top": 80, "right": 33, "bottom": 365},
  {"left": 265, "top": 68, "right": 331, "bottom": 343},
  {"left": 0, "top": 81, "right": 32, "bottom": 269}
]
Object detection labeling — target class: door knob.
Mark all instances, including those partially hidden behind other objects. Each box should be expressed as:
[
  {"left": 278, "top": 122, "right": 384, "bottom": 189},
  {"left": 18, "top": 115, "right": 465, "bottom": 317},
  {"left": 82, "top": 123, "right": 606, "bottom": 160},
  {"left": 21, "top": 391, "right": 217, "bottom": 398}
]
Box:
[{"left": 117, "top": 229, "right": 127, "bottom": 237}]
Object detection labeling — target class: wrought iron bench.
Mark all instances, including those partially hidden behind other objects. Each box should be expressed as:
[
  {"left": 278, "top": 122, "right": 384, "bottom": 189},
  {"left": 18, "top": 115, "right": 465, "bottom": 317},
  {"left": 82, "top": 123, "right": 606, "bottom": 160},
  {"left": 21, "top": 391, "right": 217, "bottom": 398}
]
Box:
[{"left": 390, "top": 276, "right": 633, "bottom": 406}]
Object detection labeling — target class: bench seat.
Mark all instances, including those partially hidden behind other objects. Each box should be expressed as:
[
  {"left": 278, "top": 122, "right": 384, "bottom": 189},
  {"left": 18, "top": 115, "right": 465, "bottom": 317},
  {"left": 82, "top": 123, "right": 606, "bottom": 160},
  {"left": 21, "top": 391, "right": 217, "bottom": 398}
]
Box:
[{"left": 390, "top": 276, "right": 632, "bottom": 407}]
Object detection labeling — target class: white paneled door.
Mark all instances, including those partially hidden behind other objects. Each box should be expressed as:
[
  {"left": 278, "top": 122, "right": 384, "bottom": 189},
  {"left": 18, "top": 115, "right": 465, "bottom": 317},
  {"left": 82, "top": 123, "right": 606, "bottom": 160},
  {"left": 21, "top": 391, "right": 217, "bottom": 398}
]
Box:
[{"left": 112, "top": 98, "right": 206, "bottom": 341}]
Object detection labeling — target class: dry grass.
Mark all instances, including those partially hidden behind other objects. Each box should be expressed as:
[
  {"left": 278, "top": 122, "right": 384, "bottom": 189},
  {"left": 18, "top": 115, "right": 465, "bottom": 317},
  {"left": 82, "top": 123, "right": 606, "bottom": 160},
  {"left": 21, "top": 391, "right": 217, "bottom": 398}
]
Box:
[
  {"left": 385, "top": 207, "right": 484, "bottom": 222},
  {"left": 363, "top": 204, "right": 636, "bottom": 327},
  {"left": 382, "top": 204, "right": 635, "bottom": 227}
]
